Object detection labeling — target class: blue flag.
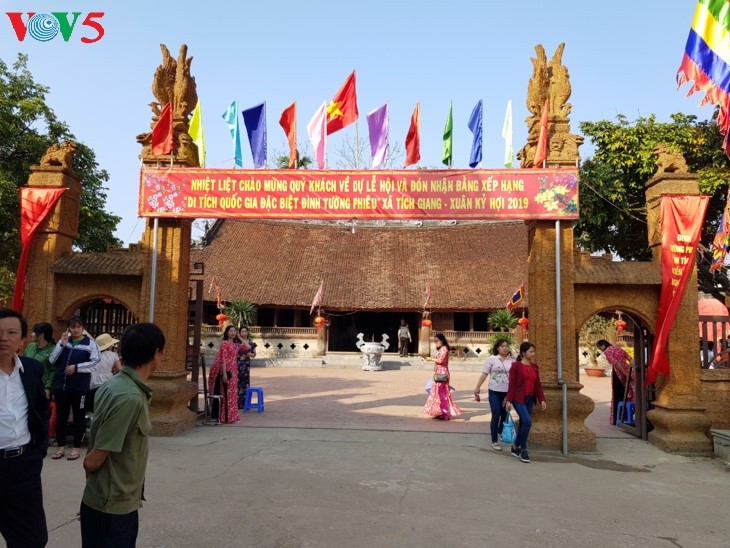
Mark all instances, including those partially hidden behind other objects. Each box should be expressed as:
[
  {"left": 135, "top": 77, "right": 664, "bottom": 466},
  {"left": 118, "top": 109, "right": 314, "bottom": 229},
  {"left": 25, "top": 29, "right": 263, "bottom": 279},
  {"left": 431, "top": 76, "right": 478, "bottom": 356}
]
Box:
[
  {"left": 222, "top": 101, "right": 243, "bottom": 167},
  {"left": 467, "top": 99, "right": 483, "bottom": 168},
  {"left": 242, "top": 102, "right": 267, "bottom": 168}
]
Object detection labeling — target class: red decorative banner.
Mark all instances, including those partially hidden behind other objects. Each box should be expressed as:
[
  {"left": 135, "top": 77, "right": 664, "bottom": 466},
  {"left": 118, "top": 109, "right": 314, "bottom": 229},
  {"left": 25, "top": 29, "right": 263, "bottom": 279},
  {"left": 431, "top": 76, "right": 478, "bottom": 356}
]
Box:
[
  {"left": 139, "top": 168, "right": 579, "bottom": 220},
  {"left": 647, "top": 195, "right": 710, "bottom": 384},
  {"left": 13, "top": 187, "right": 66, "bottom": 311}
]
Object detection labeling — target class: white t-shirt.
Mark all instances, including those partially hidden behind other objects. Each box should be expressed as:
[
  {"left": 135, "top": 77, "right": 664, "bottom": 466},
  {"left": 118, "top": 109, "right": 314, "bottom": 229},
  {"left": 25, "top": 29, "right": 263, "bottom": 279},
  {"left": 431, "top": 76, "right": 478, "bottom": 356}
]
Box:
[
  {"left": 90, "top": 350, "right": 118, "bottom": 390},
  {"left": 481, "top": 355, "right": 513, "bottom": 392}
]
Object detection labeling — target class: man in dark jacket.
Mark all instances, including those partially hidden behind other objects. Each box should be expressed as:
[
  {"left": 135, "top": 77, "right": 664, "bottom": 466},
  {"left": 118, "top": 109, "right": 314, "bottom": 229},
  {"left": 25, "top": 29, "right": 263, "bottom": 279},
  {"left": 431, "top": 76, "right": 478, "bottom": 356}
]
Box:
[{"left": 0, "top": 308, "right": 49, "bottom": 547}]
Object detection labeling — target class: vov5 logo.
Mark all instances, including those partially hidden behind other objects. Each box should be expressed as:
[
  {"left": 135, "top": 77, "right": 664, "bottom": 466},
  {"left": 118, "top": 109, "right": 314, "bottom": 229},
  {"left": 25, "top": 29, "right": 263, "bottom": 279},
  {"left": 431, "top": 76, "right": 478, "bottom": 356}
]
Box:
[{"left": 6, "top": 11, "right": 105, "bottom": 43}]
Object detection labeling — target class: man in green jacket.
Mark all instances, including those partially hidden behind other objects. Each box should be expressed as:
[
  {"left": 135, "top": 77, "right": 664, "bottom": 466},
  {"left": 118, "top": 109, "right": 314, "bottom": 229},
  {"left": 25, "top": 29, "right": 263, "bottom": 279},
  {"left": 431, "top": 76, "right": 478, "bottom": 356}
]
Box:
[{"left": 80, "top": 323, "right": 165, "bottom": 547}]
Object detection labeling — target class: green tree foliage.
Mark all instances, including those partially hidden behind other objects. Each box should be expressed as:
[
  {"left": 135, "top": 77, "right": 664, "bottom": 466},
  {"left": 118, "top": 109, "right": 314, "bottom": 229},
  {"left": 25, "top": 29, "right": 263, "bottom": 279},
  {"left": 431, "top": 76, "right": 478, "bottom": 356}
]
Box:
[
  {"left": 0, "top": 54, "right": 120, "bottom": 301},
  {"left": 578, "top": 315, "right": 616, "bottom": 367},
  {"left": 488, "top": 309, "right": 518, "bottom": 332},
  {"left": 576, "top": 113, "right": 730, "bottom": 297},
  {"left": 225, "top": 299, "right": 258, "bottom": 328},
  {"left": 275, "top": 150, "right": 312, "bottom": 169}
]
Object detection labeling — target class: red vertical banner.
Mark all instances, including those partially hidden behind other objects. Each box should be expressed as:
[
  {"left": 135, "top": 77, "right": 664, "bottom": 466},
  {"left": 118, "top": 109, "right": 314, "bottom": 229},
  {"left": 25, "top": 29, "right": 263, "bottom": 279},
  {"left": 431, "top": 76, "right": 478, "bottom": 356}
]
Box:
[
  {"left": 12, "top": 187, "right": 66, "bottom": 311},
  {"left": 647, "top": 195, "right": 710, "bottom": 384}
]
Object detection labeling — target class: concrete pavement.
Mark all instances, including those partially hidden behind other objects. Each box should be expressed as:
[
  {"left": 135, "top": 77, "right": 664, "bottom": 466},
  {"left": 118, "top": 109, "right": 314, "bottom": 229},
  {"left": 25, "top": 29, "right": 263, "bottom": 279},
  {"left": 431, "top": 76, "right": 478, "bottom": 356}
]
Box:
[{"left": 41, "top": 366, "right": 727, "bottom": 547}]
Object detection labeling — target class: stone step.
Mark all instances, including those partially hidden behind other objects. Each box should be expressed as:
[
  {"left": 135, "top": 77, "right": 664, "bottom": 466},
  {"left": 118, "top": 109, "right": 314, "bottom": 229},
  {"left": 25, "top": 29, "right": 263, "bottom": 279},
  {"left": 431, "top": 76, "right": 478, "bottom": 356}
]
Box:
[{"left": 710, "top": 429, "right": 730, "bottom": 463}]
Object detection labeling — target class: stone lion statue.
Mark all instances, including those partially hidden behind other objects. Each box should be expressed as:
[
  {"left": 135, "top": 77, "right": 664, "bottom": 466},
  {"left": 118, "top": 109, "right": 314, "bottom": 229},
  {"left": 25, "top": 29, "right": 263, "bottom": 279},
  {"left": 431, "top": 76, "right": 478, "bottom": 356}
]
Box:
[
  {"left": 40, "top": 141, "right": 78, "bottom": 169},
  {"left": 653, "top": 144, "right": 688, "bottom": 174}
]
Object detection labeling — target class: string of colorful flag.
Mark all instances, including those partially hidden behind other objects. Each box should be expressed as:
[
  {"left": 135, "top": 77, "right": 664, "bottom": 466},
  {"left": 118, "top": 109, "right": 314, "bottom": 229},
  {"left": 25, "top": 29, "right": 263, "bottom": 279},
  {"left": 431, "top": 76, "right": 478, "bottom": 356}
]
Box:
[
  {"left": 677, "top": 1, "right": 730, "bottom": 272},
  {"left": 150, "top": 70, "right": 550, "bottom": 170}
]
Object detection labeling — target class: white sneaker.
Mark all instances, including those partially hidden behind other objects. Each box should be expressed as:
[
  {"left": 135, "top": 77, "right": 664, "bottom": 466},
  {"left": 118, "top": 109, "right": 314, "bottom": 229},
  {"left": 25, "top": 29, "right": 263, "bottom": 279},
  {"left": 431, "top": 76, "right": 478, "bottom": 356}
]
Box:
[{"left": 491, "top": 442, "right": 502, "bottom": 451}]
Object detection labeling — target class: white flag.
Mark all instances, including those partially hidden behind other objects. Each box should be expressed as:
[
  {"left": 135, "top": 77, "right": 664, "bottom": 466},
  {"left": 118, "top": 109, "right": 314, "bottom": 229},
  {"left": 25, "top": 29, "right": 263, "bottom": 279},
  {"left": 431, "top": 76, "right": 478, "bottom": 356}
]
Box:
[
  {"left": 502, "top": 100, "right": 513, "bottom": 168},
  {"left": 310, "top": 280, "right": 324, "bottom": 315},
  {"left": 307, "top": 102, "right": 327, "bottom": 169}
]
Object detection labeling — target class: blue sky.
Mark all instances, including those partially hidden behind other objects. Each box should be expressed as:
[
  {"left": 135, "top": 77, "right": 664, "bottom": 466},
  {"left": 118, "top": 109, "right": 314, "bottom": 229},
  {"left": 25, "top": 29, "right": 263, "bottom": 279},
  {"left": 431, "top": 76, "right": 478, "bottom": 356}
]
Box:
[{"left": 4, "top": 1, "right": 707, "bottom": 244}]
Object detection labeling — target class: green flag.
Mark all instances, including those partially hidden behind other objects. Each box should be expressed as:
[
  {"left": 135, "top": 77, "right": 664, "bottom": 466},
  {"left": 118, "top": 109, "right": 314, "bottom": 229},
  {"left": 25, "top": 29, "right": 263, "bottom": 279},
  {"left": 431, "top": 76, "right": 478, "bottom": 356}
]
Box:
[{"left": 442, "top": 100, "right": 453, "bottom": 167}]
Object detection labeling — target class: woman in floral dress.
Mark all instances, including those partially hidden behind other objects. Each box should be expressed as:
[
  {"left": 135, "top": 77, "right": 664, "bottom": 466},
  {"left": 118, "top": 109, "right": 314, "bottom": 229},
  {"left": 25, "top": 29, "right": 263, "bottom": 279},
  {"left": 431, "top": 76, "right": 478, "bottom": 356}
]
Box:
[
  {"left": 208, "top": 326, "right": 240, "bottom": 423},
  {"left": 237, "top": 326, "right": 257, "bottom": 409},
  {"left": 423, "top": 333, "right": 462, "bottom": 420}
]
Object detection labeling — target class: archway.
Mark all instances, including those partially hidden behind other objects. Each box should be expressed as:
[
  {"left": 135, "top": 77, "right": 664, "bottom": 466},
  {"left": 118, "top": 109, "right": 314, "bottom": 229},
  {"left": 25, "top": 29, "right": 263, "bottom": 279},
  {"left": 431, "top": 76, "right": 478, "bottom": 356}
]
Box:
[
  {"left": 578, "top": 308, "right": 654, "bottom": 440},
  {"left": 57, "top": 297, "right": 139, "bottom": 339}
]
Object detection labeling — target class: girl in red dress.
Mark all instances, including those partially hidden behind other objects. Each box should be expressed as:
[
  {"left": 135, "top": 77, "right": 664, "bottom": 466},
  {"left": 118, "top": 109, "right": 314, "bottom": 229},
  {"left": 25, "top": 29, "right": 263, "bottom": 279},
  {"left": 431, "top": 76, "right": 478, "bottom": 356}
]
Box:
[{"left": 208, "top": 326, "right": 241, "bottom": 423}]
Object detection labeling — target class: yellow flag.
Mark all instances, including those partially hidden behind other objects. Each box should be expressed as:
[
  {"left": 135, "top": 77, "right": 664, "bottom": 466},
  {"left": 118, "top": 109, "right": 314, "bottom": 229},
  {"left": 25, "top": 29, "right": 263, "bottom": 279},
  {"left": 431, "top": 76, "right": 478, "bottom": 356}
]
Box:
[{"left": 188, "top": 101, "right": 206, "bottom": 167}]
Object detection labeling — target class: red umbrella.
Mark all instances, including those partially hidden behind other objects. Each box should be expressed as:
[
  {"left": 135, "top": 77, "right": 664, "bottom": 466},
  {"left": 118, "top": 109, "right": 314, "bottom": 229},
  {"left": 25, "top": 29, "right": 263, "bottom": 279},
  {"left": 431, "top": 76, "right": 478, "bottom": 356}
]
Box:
[{"left": 698, "top": 297, "right": 730, "bottom": 343}]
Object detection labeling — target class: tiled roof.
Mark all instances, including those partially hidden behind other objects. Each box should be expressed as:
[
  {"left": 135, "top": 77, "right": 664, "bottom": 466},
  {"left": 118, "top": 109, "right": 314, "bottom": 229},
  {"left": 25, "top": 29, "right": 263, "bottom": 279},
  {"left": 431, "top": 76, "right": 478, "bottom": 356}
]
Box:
[
  {"left": 53, "top": 250, "right": 144, "bottom": 276},
  {"left": 192, "top": 220, "right": 528, "bottom": 310},
  {"left": 573, "top": 252, "right": 660, "bottom": 285}
]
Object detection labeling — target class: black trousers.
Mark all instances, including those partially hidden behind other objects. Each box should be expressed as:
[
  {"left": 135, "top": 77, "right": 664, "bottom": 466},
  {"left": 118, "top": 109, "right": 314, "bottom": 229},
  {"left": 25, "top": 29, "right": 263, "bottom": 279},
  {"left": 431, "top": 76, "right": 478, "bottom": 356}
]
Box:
[
  {"left": 0, "top": 446, "right": 48, "bottom": 547},
  {"left": 54, "top": 389, "right": 87, "bottom": 448},
  {"left": 80, "top": 502, "right": 139, "bottom": 548},
  {"left": 399, "top": 337, "right": 410, "bottom": 356}
]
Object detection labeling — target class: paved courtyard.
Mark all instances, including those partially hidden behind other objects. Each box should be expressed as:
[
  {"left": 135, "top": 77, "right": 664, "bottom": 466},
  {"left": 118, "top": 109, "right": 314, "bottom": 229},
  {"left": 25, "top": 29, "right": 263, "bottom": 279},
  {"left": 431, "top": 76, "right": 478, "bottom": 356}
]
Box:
[{"left": 41, "top": 366, "right": 726, "bottom": 547}]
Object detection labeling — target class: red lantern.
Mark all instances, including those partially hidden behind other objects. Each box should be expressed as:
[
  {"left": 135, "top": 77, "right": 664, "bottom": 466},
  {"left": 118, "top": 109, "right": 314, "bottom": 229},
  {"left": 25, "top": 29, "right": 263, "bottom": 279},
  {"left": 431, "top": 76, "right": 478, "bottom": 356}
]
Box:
[
  {"left": 518, "top": 317, "right": 529, "bottom": 330},
  {"left": 615, "top": 319, "right": 627, "bottom": 334},
  {"left": 314, "top": 316, "right": 326, "bottom": 330},
  {"left": 421, "top": 319, "right": 432, "bottom": 327},
  {"left": 216, "top": 313, "right": 227, "bottom": 326}
]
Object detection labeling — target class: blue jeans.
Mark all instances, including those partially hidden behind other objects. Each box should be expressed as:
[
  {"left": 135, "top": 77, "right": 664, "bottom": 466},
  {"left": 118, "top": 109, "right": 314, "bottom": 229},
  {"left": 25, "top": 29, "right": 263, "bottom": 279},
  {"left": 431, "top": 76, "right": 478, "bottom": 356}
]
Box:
[
  {"left": 513, "top": 396, "right": 534, "bottom": 450},
  {"left": 488, "top": 390, "right": 508, "bottom": 443}
]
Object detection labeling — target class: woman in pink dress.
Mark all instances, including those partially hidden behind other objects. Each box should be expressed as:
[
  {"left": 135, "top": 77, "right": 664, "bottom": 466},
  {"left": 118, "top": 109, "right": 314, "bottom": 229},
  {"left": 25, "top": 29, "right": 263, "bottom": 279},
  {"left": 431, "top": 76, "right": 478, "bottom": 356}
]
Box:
[
  {"left": 207, "top": 326, "right": 241, "bottom": 423},
  {"left": 596, "top": 340, "right": 636, "bottom": 425},
  {"left": 423, "top": 333, "right": 462, "bottom": 420}
]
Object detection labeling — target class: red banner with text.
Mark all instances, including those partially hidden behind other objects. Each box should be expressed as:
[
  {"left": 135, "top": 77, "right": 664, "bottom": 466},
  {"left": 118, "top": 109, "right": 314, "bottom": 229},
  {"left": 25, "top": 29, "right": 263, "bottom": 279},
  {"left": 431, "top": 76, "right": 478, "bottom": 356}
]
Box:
[
  {"left": 647, "top": 195, "right": 709, "bottom": 384},
  {"left": 139, "top": 168, "right": 579, "bottom": 220}
]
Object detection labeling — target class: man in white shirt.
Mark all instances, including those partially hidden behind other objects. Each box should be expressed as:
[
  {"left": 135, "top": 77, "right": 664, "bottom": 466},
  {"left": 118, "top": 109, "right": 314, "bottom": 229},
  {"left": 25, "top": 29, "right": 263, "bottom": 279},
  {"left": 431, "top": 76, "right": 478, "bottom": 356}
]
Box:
[{"left": 0, "top": 308, "right": 49, "bottom": 547}]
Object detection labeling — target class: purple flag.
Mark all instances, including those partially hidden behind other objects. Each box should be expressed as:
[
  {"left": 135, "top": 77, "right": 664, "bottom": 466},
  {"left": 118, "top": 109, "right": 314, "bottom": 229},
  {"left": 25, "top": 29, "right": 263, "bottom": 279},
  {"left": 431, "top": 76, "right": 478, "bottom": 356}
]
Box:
[
  {"left": 468, "top": 99, "right": 483, "bottom": 168},
  {"left": 366, "top": 102, "right": 389, "bottom": 167},
  {"left": 242, "top": 102, "right": 267, "bottom": 168}
]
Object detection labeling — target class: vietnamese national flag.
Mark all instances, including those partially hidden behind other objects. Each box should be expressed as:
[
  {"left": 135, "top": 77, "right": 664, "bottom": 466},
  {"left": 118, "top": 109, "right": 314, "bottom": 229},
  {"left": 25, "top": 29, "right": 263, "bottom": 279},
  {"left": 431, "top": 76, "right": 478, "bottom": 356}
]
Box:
[
  {"left": 533, "top": 97, "right": 549, "bottom": 167},
  {"left": 279, "top": 102, "right": 297, "bottom": 169},
  {"left": 404, "top": 102, "right": 421, "bottom": 168},
  {"left": 152, "top": 102, "right": 173, "bottom": 156},
  {"left": 326, "top": 71, "right": 358, "bottom": 135}
]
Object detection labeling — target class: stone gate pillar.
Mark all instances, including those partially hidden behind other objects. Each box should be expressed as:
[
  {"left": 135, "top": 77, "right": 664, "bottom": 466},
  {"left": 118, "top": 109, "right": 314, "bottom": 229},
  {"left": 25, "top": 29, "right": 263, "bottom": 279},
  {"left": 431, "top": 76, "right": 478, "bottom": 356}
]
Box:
[
  {"left": 518, "top": 43, "right": 594, "bottom": 451},
  {"left": 137, "top": 217, "right": 197, "bottom": 435},
  {"left": 134, "top": 44, "right": 201, "bottom": 435},
  {"left": 645, "top": 171, "right": 712, "bottom": 454},
  {"left": 526, "top": 220, "right": 596, "bottom": 451},
  {"left": 21, "top": 144, "right": 81, "bottom": 337}
]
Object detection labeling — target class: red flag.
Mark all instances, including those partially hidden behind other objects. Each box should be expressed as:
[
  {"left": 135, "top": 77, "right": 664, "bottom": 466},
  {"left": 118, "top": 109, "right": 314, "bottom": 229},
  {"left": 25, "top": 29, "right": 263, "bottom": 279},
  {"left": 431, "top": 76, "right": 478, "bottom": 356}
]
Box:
[
  {"left": 404, "top": 103, "right": 421, "bottom": 167},
  {"left": 279, "top": 102, "right": 297, "bottom": 169},
  {"left": 533, "top": 98, "right": 549, "bottom": 167},
  {"left": 152, "top": 102, "right": 173, "bottom": 155},
  {"left": 310, "top": 280, "right": 323, "bottom": 315},
  {"left": 424, "top": 283, "right": 432, "bottom": 309},
  {"left": 12, "top": 187, "right": 66, "bottom": 311},
  {"left": 326, "top": 71, "right": 358, "bottom": 135},
  {"left": 647, "top": 196, "right": 709, "bottom": 384}
]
